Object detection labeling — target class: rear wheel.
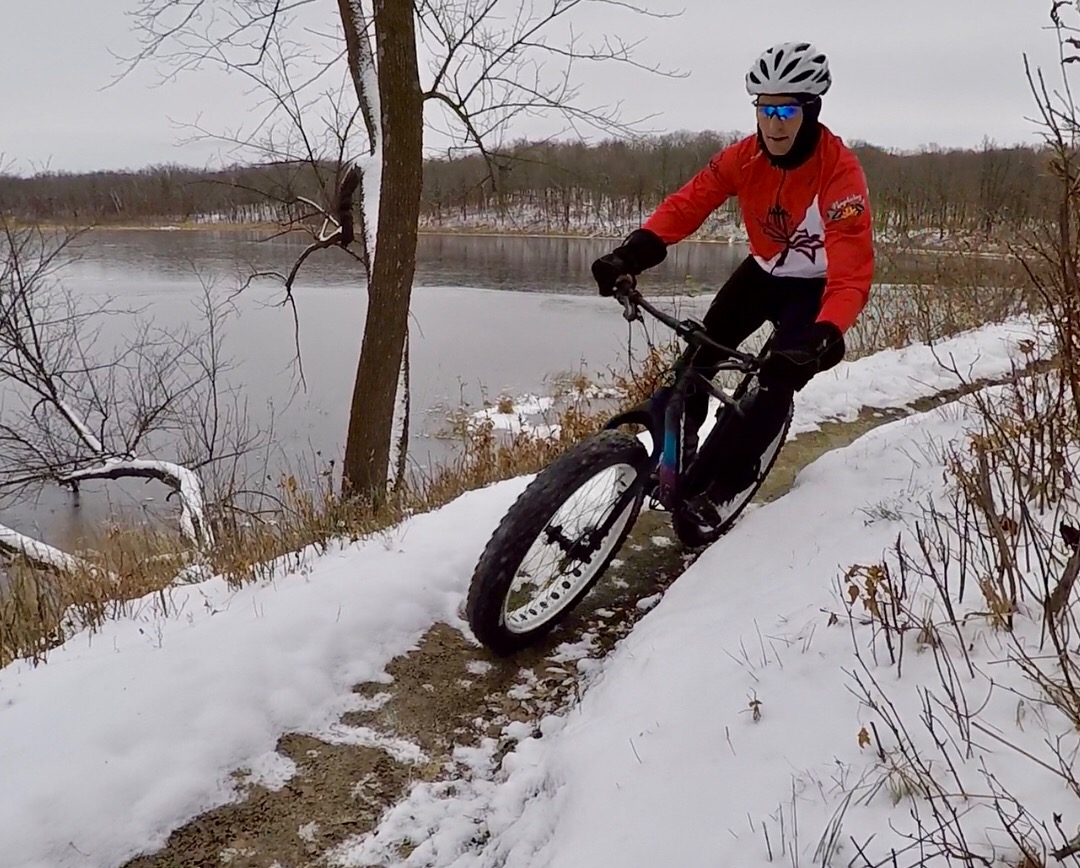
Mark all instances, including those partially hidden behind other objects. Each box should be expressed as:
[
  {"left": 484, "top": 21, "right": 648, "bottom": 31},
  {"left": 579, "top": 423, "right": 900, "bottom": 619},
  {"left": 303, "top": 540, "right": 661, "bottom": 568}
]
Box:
[
  {"left": 466, "top": 431, "right": 648, "bottom": 656},
  {"left": 672, "top": 395, "right": 792, "bottom": 549}
]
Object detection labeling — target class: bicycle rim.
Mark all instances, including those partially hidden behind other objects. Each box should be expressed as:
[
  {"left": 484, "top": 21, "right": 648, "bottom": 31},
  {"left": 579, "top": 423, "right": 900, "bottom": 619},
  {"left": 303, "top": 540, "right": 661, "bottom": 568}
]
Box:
[{"left": 502, "top": 462, "right": 639, "bottom": 634}]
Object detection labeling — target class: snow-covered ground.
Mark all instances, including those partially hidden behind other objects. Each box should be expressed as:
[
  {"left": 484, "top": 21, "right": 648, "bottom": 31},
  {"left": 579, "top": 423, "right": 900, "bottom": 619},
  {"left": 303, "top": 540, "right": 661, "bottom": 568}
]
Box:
[
  {"left": 0, "top": 481, "right": 533, "bottom": 868},
  {"left": 0, "top": 315, "right": 1055, "bottom": 868},
  {"left": 341, "top": 387, "right": 1080, "bottom": 868}
]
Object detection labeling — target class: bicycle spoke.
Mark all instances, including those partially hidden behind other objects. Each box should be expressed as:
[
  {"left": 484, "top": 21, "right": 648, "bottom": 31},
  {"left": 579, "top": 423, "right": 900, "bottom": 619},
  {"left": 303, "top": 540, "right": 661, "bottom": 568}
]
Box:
[{"left": 503, "top": 462, "right": 638, "bottom": 632}]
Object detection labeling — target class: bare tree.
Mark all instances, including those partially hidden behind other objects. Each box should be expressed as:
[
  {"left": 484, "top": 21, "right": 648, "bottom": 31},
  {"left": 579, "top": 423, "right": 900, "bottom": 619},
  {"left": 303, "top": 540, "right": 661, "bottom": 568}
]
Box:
[
  {"left": 124, "top": 0, "right": 673, "bottom": 501},
  {"left": 0, "top": 220, "right": 258, "bottom": 573},
  {"left": 1011, "top": 0, "right": 1080, "bottom": 414},
  {"left": 976, "top": 137, "right": 1019, "bottom": 236}
]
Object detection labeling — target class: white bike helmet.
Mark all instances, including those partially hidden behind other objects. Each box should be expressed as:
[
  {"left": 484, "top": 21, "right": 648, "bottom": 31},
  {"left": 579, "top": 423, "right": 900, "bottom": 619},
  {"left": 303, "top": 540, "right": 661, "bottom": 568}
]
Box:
[{"left": 745, "top": 42, "right": 831, "bottom": 97}]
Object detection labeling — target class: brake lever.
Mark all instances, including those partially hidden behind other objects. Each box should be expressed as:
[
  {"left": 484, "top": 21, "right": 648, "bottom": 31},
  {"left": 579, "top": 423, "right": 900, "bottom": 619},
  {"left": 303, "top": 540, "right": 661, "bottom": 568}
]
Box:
[{"left": 613, "top": 275, "right": 640, "bottom": 322}]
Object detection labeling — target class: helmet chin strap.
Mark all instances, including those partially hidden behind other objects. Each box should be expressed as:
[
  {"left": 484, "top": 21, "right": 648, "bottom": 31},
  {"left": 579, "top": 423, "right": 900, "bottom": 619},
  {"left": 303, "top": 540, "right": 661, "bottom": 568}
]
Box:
[{"left": 758, "top": 96, "right": 822, "bottom": 170}]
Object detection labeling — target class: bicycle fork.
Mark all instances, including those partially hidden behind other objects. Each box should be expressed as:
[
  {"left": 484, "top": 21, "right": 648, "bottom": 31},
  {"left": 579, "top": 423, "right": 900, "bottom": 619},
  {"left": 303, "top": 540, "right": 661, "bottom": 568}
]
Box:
[{"left": 659, "top": 389, "right": 684, "bottom": 506}]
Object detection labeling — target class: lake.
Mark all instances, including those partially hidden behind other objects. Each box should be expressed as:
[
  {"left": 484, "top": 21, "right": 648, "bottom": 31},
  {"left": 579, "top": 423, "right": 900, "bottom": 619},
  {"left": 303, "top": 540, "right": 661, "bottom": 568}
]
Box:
[{"left": 3, "top": 229, "right": 748, "bottom": 545}]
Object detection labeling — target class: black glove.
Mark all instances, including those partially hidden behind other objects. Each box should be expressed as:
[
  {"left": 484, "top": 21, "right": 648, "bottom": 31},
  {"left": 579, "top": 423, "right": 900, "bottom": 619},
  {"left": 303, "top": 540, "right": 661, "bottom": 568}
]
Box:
[
  {"left": 761, "top": 321, "right": 845, "bottom": 390},
  {"left": 591, "top": 228, "right": 668, "bottom": 296}
]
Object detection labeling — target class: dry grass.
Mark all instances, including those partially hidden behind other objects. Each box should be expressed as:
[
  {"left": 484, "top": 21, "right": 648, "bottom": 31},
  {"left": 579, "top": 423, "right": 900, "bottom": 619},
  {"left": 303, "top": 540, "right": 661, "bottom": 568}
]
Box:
[{"left": 1, "top": 525, "right": 190, "bottom": 663}]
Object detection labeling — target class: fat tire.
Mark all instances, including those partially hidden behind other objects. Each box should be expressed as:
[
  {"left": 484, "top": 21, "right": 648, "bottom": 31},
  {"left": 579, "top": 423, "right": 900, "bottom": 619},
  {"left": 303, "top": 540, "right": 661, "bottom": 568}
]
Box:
[{"left": 466, "top": 430, "right": 648, "bottom": 656}]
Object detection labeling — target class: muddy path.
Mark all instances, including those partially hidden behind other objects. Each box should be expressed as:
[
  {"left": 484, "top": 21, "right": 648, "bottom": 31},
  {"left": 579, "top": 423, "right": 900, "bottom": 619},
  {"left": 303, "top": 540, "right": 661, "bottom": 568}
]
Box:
[{"left": 125, "top": 373, "right": 1027, "bottom": 868}]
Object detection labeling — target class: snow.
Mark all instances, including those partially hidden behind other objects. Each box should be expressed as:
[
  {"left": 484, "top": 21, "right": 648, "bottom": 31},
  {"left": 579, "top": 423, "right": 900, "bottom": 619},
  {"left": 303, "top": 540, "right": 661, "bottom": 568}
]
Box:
[
  {"left": 472, "top": 395, "right": 557, "bottom": 434},
  {"left": 389, "top": 333, "right": 410, "bottom": 488},
  {"left": 0, "top": 480, "right": 529, "bottom": 868},
  {"left": 62, "top": 458, "right": 212, "bottom": 548},
  {"left": 354, "top": 3, "right": 382, "bottom": 270},
  {"left": 333, "top": 389, "right": 1080, "bottom": 868},
  {"left": 635, "top": 593, "right": 661, "bottom": 611},
  {"left": 313, "top": 722, "right": 429, "bottom": 765},
  {"left": 0, "top": 313, "right": 1056, "bottom": 868},
  {"left": 360, "top": 148, "right": 382, "bottom": 265},
  {"left": 789, "top": 315, "right": 1052, "bottom": 436},
  {"left": 56, "top": 399, "right": 104, "bottom": 455}
]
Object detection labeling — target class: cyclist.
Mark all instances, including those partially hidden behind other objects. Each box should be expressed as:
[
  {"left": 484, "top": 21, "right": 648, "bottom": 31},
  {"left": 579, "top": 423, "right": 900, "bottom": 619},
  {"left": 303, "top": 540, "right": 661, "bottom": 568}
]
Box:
[{"left": 591, "top": 41, "right": 874, "bottom": 525}]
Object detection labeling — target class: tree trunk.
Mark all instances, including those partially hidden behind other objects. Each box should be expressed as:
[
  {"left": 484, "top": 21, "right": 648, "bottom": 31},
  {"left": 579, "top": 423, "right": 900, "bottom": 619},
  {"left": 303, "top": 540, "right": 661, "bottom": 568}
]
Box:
[{"left": 341, "top": 0, "right": 423, "bottom": 500}]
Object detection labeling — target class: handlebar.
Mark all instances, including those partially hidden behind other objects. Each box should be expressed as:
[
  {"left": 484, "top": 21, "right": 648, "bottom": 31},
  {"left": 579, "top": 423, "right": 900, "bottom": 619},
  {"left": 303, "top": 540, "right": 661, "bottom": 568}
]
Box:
[{"left": 611, "top": 276, "right": 761, "bottom": 370}]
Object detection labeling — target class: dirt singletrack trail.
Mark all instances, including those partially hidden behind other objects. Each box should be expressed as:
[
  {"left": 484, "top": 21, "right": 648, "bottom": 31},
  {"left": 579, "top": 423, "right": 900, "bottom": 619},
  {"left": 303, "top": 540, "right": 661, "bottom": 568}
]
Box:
[{"left": 125, "top": 372, "right": 1029, "bottom": 868}]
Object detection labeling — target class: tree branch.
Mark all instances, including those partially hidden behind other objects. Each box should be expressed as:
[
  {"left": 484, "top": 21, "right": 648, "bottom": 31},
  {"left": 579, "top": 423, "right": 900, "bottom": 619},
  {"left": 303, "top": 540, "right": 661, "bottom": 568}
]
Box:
[
  {"left": 60, "top": 459, "right": 212, "bottom": 548},
  {"left": 0, "top": 523, "right": 117, "bottom": 581}
]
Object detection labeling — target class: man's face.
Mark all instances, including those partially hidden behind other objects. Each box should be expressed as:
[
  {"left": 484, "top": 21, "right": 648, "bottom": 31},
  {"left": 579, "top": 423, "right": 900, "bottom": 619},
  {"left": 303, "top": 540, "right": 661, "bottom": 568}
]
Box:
[{"left": 756, "top": 95, "right": 804, "bottom": 157}]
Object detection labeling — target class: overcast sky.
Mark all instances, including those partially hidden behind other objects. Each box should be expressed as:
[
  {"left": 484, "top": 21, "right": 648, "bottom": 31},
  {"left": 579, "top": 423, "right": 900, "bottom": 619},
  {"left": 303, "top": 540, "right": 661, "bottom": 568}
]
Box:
[{"left": 0, "top": 0, "right": 1068, "bottom": 174}]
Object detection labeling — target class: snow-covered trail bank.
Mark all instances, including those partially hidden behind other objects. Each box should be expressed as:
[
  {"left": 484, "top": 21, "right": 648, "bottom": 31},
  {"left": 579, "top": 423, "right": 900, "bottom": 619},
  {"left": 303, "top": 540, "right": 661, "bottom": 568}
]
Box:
[
  {"left": 339, "top": 391, "right": 1079, "bottom": 868},
  {"left": 0, "top": 314, "right": 1053, "bottom": 868}
]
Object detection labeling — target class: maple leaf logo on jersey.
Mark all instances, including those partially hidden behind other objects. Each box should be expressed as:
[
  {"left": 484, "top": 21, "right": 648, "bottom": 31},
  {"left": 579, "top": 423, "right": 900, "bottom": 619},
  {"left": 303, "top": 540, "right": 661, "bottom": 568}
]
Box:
[
  {"left": 759, "top": 204, "right": 825, "bottom": 264},
  {"left": 827, "top": 193, "right": 866, "bottom": 223}
]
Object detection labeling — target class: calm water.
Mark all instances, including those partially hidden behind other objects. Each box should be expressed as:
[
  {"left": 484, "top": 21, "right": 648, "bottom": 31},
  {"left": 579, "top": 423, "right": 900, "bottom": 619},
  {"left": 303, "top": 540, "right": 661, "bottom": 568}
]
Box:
[{"left": 5, "top": 230, "right": 748, "bottom": 544}]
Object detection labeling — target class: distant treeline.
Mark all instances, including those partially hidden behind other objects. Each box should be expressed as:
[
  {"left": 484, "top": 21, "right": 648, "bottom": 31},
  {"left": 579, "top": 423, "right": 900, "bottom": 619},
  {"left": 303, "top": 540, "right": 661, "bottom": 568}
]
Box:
[{"left": 0, "top": 131, "right": 1052, "bottom": 239}]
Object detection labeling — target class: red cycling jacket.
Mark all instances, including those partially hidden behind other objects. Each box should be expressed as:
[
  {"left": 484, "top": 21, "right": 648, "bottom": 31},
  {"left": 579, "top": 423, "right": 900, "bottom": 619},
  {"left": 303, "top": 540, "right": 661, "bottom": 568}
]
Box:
[{"left": 642, "top": 124, "right": 874, "bottom": 333}]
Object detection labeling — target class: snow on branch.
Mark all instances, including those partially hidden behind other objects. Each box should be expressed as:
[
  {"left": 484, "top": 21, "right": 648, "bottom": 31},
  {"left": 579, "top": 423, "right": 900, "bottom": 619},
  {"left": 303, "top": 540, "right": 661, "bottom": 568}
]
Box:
[
  {"left": 0, "top": 523, "right": 116, "bottom": 580},
  {"left": 56, "top": 400, "right": 105, "bottom": 455},
  {"left": 60, "top": 459, "right": 213, "bottom": 549}
]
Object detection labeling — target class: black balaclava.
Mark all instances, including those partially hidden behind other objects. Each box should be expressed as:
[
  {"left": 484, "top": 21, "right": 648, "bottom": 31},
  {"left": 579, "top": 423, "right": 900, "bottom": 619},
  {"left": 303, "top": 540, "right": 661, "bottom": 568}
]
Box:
[{"left": 757, "top": 95, "right": 822, "bottom": 170}]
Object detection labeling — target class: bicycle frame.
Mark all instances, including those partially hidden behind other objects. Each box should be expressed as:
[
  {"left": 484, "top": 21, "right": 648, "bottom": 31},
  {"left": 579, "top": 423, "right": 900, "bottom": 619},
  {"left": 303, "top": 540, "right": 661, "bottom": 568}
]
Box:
[{"left": 601, "top": 282, "right": 763, "bottom": 513}]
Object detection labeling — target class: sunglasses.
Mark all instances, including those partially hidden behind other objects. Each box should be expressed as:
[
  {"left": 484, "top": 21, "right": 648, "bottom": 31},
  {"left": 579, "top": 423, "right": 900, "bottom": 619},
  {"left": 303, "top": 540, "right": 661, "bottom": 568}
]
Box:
[{"left": 756, "top": 104, "right": 802, "bottom": 121}]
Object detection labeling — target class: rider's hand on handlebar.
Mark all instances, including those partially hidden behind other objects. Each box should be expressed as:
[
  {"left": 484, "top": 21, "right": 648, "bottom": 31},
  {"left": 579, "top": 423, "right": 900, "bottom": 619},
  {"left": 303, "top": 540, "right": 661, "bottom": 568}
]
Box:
[
  {"left": 591, "top": 228, "right": 667, "bottom": 297},
  {"left": 591, "top": 252, "right": 635, "bottom": 297},
  {"left": 761, "top": 321, "right": 845, "bottom": 389}
]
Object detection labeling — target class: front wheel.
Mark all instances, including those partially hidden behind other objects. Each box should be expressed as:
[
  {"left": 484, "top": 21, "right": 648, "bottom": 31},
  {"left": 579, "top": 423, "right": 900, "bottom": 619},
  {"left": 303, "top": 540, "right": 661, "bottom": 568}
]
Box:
[{"left": 466, "top": 430, "right": 648, "bottom": 656}]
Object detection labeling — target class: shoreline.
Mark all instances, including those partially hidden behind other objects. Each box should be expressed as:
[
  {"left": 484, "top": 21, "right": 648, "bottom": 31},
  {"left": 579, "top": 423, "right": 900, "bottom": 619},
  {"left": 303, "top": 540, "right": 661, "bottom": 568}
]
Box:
[
  {"left": 22, "top": 219, "right": 713, "bottom": 243},
  {"left": 19, "top": 219, "right": 1010, "bottom": 255}
]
